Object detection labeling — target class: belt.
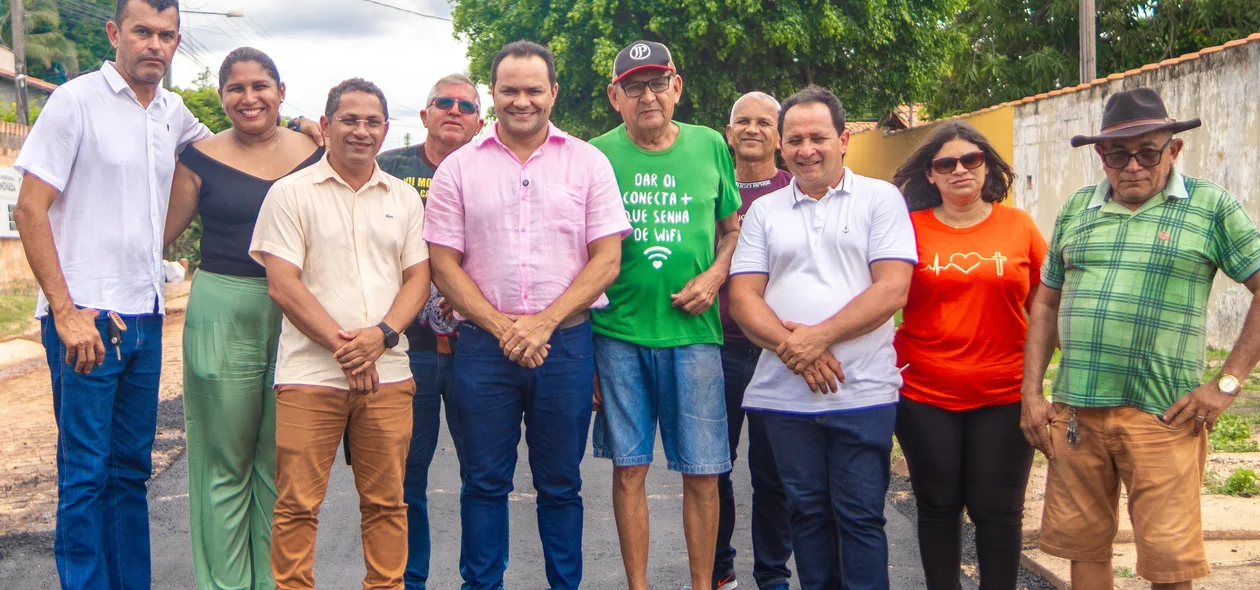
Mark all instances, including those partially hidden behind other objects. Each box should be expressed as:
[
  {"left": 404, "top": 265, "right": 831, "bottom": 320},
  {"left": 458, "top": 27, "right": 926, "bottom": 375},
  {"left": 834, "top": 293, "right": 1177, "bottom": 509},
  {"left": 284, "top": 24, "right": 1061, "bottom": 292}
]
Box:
[
  {"left": 436, "top": 335, "right": 452, "bottom": 355},
  {"left": 557, "top": 310, "right": 591, "bottom": 330}
]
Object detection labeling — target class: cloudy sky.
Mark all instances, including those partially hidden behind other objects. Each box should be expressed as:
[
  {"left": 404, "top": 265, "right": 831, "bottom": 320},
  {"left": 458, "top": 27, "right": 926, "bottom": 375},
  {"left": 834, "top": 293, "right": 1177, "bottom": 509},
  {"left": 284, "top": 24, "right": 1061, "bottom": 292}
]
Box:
[{"left": 170, "top": 0, "right": 483, "bottom": 150}]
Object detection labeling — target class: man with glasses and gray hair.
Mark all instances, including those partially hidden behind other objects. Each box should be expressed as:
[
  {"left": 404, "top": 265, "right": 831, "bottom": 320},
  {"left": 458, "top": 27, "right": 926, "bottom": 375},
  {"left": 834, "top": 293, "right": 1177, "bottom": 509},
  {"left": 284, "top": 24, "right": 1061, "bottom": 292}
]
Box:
[
  {"left": 375, "top": 72, "right": 485, "bottom": 590},
  {"left": 590, "top": 39, "right": 742, "bottom": 590},
  {"left": 1021, "top": 87, "right": 1260, "bottom": 589}
]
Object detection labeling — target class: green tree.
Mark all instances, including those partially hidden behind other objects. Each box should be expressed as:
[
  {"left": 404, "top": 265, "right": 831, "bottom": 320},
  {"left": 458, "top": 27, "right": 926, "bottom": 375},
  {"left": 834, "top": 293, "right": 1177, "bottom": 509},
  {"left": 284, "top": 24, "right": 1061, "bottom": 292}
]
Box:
[
  {"left": 174, "top": 68, "right": 231, "bottom": 133},
  {"left": 56, "top": 0, "right": 117, "bottom": 76},
  {"left": 166, "top": 69, "right": 229, "bottom": 267},
  {"left": 1, "top": 0, "right": 80, "bottom": 79},
  {"left": 926, "top": 0, "right": 1260, "bottom": 117},
  {"left": 453, "top": 0, "right": 966, "bottom": 138}
]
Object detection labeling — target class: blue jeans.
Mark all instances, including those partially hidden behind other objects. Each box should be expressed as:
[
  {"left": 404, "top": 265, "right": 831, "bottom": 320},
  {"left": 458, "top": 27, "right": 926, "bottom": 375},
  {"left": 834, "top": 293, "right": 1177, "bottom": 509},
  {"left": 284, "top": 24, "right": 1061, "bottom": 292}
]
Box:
[
  {"left": 591, "top": 336, "right": 730, "bottom": 474},
  {"left": 758, "top": 404, "right": 897, "bottom": 590},
  {"left": 404, "top": 350, "right": 458, "bottom": 590},
  {"left": 715, "top": 342, "right": 793, "bottom": 589},
  {"left": 42, "top": 311, "right": 163, "bottom": 590},
  {"left": 452, "top": 321, "right": 595, "bottom": 590}
]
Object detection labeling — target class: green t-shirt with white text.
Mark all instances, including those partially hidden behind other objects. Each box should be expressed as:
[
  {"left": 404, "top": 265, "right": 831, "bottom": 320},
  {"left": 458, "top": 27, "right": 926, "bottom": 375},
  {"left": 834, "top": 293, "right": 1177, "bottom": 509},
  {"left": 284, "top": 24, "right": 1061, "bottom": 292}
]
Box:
[{"left": 588, "top": 122, "right": 742, "bottom": 347}]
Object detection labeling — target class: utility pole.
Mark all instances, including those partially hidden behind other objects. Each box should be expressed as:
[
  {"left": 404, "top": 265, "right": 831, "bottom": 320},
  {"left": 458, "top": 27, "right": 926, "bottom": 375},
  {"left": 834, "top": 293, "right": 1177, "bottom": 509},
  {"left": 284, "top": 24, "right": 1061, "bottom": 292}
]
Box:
[
  {"left": 11, "top": 0, "right": 29, "bottom": 126},
  {"left": 1079, "top": 0, "right": 1097, "bottom": 84}
]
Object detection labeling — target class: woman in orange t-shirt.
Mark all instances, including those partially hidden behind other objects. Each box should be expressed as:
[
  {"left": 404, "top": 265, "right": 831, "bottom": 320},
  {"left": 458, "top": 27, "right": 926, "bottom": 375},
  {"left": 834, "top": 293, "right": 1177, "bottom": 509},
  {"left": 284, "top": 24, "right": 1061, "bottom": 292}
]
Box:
[{"left": 892, "top": 121, "right": 1047, "bottom": 590}]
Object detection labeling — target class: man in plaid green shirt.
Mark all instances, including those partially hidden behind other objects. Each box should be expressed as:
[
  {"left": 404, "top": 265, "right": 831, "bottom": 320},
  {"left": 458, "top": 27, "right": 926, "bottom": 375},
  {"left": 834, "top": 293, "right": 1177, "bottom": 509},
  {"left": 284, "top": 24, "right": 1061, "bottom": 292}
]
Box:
[{"left": 1020, "top": 88, "right": 1260, "bottom": 589}]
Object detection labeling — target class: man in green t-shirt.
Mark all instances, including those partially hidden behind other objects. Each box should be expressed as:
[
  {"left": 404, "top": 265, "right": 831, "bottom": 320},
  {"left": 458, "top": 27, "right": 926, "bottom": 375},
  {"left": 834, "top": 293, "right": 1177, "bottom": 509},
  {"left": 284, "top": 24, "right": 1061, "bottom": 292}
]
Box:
[
  {"left": 1021, "top": 87, "right": 1260, "bottom": 588},
  {"left": 588, "top": 40, "right": 742, "bottom": 590}
]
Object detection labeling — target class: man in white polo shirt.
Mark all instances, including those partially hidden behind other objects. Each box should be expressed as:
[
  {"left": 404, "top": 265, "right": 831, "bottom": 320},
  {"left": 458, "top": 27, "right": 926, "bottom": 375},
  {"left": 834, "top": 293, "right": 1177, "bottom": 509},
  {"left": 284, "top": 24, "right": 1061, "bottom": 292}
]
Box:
[{"left": 728, "top": 85, "right": 916, "bottom": 590}]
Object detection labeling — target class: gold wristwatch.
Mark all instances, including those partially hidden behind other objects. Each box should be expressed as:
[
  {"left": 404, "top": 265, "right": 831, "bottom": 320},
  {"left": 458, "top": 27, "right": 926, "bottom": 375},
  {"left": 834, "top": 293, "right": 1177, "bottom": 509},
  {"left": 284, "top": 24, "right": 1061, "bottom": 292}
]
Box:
[{"left": 1218, "top": 374, "right": 1241, "bottom": 396}]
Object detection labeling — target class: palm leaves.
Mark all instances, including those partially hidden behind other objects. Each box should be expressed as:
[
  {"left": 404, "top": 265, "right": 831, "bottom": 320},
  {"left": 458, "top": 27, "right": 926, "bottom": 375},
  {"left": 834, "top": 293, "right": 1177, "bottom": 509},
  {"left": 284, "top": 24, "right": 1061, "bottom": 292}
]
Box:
[{"left": 0, "top": 0, "right": 79, "bottom": 76}]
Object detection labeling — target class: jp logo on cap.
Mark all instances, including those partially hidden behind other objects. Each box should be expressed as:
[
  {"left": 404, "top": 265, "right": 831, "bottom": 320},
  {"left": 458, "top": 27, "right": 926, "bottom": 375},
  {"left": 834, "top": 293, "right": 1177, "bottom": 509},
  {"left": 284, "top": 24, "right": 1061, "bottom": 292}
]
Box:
[
  {"left": 613, "top": 40, "right": 676, "bottom": 83},
  {"left": 629, "top": 43, "right": 651, "bottom": 60}
]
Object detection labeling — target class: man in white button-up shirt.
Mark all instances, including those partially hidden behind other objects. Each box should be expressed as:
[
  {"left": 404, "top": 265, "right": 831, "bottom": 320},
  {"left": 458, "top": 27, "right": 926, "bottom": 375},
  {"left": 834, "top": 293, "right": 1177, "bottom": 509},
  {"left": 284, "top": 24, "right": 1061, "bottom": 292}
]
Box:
[
  {"left": 728, "top": 86, "right": 916, "bottom": 590},
  {"left": 12, "top": 2, "right": 210, "bottom": 587}
]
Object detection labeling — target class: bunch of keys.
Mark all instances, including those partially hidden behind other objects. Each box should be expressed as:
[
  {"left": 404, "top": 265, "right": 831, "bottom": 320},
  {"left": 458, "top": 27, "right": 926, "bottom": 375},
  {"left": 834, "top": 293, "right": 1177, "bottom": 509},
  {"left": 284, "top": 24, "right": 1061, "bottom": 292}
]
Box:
[
  {"left": 107, "top": 311, "right": 128, "bottom": 361},
  {"left": 1065, "top": 406, "right": 1080, "bottom": 449}
]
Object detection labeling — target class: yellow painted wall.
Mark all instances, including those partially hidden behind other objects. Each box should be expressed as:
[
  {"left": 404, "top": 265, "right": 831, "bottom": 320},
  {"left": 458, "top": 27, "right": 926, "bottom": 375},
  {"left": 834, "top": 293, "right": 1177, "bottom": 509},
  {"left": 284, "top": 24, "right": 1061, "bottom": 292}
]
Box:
[{"left": 845, "top": 105, "right": 1015, "bottom": 185}]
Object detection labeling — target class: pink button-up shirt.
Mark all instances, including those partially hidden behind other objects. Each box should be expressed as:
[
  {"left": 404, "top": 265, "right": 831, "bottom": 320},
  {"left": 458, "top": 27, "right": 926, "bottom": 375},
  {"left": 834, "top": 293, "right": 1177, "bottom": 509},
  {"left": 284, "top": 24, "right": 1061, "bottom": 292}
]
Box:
[{"left": 423, "top": 122, "right": 630, "bottom": 315}]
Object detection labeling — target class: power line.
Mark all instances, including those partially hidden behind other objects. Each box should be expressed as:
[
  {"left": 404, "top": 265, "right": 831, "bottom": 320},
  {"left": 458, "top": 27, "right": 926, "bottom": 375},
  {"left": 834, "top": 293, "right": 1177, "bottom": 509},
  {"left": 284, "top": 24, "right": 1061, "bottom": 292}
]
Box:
[
  {"left": 360, "top": 0, "right": 452, "bottom": 22},
  {"left": 59, "top": 0, "right": 111, "bottom": 20},
  {"left": 243, "top": 15, "right": 276, "bottom": 42}
]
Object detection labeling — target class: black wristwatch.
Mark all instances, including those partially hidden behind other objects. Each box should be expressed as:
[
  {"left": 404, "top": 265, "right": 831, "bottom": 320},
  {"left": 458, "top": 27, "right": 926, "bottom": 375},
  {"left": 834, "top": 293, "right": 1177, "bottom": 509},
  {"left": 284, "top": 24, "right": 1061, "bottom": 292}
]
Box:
[
  {"left": 286, "top": 116, "right": 305, "bottom": 132},
  {"left": 376, "top": 322, "right": 400, "bottom": 349}
]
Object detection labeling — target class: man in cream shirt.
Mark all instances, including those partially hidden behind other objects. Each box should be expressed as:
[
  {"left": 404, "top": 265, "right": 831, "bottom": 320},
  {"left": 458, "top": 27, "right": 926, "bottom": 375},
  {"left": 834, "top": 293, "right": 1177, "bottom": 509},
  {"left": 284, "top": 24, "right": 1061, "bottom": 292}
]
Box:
[{"left": 250, "top": 78, "right": 429, "bottom": 590}]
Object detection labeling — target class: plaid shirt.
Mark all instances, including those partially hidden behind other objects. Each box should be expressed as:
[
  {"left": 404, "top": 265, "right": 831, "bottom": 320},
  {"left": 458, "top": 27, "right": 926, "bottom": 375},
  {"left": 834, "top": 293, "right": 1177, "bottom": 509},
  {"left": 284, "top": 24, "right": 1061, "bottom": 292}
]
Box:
[{"left": 1042, "top": 172, "right": 1260, "bottom": 414}]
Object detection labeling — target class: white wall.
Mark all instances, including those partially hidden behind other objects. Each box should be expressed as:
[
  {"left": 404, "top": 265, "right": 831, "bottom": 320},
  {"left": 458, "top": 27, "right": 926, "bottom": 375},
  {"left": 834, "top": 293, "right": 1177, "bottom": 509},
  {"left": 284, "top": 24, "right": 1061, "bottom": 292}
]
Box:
[{"left": 1012, "top": 40, "right": 1260, "bottom": 349}]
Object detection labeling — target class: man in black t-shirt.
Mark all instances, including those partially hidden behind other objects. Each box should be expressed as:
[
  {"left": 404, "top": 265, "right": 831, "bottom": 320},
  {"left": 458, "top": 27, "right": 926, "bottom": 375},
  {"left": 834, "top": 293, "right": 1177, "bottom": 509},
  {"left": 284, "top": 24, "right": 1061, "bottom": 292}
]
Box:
[{"left": 372, "top": 73, "right": 484, "bottom": 589}]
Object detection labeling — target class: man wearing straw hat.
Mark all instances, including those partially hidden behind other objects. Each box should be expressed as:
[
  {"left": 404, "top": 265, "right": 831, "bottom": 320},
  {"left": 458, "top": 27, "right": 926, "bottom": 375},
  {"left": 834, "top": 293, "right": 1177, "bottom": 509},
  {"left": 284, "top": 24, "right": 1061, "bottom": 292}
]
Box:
[{"left": 1021, "top": 87, "right": 1260, "bottom": 589}]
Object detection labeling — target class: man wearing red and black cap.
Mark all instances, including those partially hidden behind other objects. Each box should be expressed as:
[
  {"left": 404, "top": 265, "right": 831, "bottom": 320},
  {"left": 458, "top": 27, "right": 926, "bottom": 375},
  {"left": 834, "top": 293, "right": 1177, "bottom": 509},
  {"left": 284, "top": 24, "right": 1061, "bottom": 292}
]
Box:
[
  {"left": 589, "top": 40, "right": 743, "bottom": 590},
  {"left": 1021, "top": 87, "right": 1260, "bottom": 588}
]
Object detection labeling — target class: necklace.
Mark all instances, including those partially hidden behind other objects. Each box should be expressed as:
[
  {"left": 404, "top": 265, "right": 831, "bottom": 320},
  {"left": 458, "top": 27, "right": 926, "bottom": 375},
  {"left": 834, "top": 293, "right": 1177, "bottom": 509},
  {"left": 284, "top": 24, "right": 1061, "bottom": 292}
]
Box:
[
  {"left": 935, "top": 203, "right": 991, "bottom": 228},
  {"left": 232, "top": 130, "right": 281, "bottom": 163}
]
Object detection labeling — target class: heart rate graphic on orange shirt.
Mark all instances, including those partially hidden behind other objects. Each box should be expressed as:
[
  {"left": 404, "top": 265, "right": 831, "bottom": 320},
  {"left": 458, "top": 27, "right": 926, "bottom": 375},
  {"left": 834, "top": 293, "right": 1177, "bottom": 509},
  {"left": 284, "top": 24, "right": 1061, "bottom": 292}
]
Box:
[{"left": 921, "top": 251, "right": 1008, "bottom": 276}]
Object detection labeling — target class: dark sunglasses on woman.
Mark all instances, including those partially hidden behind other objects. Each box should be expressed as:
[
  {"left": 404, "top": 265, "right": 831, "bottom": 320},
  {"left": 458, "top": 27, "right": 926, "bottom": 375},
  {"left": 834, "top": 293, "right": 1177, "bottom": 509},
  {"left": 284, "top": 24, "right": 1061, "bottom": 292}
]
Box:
[
  {"left": 930, "top": 151, "right": 986, "bottom": 174},
  {"left": 430, "top": 96, "right": 478, "bottom": 116}
]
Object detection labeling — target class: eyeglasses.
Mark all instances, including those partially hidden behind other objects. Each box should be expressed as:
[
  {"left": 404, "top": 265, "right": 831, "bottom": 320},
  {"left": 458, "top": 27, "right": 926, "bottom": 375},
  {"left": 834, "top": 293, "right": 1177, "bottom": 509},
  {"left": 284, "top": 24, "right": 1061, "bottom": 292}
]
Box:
[
  {"left": 930, "top": 151, "right": 985, "bottom": 175},
  {"left": 618, "top": 75, "right": 673, "bottom": 98},
  {"left": 430, "top": 96, "right": 478, "bottom": 116},
  {"left": 1099, "top": 137, "right": 1173, "bottom": 169},
  {"left": 336, "top": 116, "right": 384, "bottom": 129}
]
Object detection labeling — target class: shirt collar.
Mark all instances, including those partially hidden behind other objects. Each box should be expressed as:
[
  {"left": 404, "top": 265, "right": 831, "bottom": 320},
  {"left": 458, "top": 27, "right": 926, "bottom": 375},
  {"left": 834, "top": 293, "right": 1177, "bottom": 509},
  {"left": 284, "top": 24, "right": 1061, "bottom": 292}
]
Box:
[
  {"left": 790, "top": 166, "right": 853, "bottom": 205},
  {"left": 312, "top": 152, "right": 390, "bottom": 192},
  {"left": 1088, "top": 170, "right": 1188, "bottom": 209},
  {"left": 476, "top": 121, "right": 570, "bottom": 151},
  {"left": 101, "top": 61, "right": 168, "bottom": 107}
]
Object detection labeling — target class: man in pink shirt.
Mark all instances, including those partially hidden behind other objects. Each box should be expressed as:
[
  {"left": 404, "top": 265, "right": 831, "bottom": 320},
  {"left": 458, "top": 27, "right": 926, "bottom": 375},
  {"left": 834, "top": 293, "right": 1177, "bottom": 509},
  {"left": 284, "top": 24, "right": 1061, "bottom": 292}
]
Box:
[{"left": 422, "top": 40, "right": 630, "bottom": 590}]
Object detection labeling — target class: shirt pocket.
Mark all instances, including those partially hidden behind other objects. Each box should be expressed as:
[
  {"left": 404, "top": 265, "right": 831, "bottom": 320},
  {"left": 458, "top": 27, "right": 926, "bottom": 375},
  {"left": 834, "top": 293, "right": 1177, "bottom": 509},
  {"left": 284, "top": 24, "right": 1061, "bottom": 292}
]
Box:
[{"left": 543, "top": 184, "right": 586, "bottom": 234}]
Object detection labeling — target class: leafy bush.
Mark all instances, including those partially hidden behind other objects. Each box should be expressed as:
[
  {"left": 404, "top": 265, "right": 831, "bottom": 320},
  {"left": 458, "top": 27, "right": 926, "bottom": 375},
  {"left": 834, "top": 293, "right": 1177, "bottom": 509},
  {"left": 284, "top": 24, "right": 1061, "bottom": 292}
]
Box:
[
  {"left": 0, "top": 101, "right": 42, "bottom": 125},
  {"left": 1209, "top": 413, "right": 1259, "bottom": 453},
  {"left": 1214, "top": 468, "right": 1259, "bottom": 498}
]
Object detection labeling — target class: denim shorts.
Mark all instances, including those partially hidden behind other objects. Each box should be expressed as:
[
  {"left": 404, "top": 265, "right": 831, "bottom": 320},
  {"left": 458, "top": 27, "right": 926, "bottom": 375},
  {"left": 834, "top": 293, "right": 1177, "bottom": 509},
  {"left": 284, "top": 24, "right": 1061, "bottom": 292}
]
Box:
[{"left": 592, "top": 335, "right": 731, "bottom": 475}]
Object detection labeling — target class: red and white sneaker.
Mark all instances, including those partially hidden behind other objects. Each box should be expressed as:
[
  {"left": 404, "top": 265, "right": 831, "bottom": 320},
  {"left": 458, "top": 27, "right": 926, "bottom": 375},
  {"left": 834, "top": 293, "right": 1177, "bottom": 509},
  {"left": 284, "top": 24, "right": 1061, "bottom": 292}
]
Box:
[{"left": 681, "top": 574, "right": 738, "bottom": 590}]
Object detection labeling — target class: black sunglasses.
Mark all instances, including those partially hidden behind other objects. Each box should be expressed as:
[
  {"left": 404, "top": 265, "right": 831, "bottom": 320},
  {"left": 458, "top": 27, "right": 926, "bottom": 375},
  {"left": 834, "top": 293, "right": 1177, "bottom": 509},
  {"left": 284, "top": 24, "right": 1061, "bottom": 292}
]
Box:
[
  {"left": 618, "top": 75, "right": 673, "bottom": 98},
  {"left": 430, "top": 96, "right": 478, "bottom": 116},
  {"left": 930, "top": 151, "right": 985, "bottom": 175},
  {"left": 1099, "top": 137, "right": 1173, "bottom": 169}
]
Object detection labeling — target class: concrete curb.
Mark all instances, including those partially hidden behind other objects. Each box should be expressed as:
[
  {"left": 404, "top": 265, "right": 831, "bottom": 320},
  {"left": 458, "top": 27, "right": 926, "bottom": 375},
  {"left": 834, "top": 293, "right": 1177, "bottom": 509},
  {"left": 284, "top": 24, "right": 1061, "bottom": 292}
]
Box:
[
  {"left": 0, "top": 338, "right": 44, "bottom": 371},
  {"left": 1020, "top": 551, "right": 1069, "bottom": 590},
  {"left": 0, "top": 295, "right": 189, "bottom": 376}
]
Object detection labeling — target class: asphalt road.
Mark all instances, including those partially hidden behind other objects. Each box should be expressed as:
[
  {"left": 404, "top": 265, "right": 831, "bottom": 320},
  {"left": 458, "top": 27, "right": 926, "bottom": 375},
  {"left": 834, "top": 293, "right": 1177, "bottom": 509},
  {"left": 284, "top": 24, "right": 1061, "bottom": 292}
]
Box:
[{"left": 0, "top": 419, "right": 928, "bottom": 589}]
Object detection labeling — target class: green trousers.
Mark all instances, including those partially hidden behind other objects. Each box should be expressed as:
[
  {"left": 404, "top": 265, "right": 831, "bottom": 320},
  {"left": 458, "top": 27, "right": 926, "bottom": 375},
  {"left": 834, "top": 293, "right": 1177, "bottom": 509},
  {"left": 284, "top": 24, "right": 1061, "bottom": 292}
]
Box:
[{"left": 183, "top": 270, "right": 283, "bottom": 590}]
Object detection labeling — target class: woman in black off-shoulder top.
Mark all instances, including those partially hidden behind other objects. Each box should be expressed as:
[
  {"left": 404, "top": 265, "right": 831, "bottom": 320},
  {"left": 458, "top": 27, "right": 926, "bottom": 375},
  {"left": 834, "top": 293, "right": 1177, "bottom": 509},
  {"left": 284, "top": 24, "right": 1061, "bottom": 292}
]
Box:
[{"left": 163, "top": 47, "right": 321, "bottom": 590}]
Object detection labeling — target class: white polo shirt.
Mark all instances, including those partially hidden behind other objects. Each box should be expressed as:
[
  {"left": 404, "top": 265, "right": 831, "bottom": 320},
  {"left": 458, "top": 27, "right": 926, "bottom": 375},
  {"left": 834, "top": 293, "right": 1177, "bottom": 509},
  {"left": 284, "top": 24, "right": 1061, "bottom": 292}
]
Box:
[
  {"left": 14, "top": 62, "right": 211, "bottom": 317},
  {"left": 729, "top": 168, "right": 917, "bottom": 414}
]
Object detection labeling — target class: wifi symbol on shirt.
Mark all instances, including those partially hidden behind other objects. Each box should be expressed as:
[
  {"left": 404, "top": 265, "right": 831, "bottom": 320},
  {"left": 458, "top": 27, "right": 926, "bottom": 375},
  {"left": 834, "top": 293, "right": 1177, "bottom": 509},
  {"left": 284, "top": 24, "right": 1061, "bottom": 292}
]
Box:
[{"left": 644, "top": 246, "right": 672, "bottom": 269}]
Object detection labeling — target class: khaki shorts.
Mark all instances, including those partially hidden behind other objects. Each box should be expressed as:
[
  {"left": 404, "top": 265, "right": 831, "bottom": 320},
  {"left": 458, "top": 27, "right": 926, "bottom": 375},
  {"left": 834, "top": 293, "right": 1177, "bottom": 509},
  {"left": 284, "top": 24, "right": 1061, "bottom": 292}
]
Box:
[{"left": 1039, "top": 404, "right": 1210, "bottom": 583}]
